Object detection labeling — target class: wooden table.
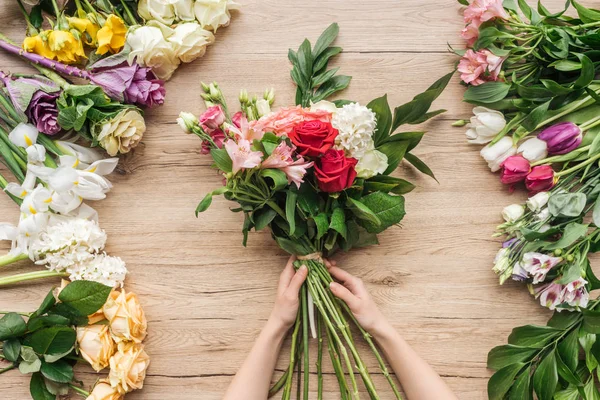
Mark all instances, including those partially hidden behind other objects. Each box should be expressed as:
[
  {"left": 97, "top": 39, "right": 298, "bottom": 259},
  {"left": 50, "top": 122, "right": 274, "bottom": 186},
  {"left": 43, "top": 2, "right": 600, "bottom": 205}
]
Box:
[{"left": 0, "top": 0, "right": 576, "bottom": 398}]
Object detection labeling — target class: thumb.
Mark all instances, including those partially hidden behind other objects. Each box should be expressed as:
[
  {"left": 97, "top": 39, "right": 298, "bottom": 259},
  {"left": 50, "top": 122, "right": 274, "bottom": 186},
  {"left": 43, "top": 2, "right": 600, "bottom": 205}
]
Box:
[
  {"left": 285, "top": 265, "right": 308, "bottom": 296},
  {"left": 330, "top": 281, "right": 360, "bottom": 311}
]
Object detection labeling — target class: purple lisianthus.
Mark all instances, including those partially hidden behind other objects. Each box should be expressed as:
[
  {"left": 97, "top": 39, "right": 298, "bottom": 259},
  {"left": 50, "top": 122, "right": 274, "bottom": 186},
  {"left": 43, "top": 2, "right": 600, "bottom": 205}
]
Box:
[
  {"left": 25, "top": 90, "right": 61, "bottom": 135},
  {"left": 124, "top": 66, "right": 166, "bottom": 108}
]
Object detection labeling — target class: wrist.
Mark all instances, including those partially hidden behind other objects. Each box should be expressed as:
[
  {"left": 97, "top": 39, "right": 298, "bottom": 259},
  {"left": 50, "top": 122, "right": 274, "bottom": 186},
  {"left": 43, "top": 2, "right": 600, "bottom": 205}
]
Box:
[
  {"left": 265, "top": 315, "right": 292, "bottom": 340},
  {"left": 370, "top": 320, "right": 397, "bottom": 342}
]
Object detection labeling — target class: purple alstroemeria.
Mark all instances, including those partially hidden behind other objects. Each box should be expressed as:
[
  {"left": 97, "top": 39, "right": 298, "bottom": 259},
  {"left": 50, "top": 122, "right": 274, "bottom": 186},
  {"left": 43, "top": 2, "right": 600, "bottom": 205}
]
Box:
[
  {"left": 26, "top": 90, "right": 61, "bottom": 135},
  {"left": 537, "top": 122, "right": 582, "bottom": 155}
]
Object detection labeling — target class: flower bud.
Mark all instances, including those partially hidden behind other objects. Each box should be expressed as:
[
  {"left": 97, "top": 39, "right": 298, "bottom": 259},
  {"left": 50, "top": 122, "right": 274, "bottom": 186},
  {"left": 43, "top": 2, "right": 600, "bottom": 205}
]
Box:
[
  {"left": 525, "top": 165, "right": 555, "bottom": 193},
  {"left": 255, "top": 99, "right": 271, "bottom": 118},
  {"left": 526, "top": 191, "right": 549, "bottom": 212},
  {"left": 177, "top": 112, "right": 198, "bottom": 133},
  {"left": 567, "top": 254, "right": 574, "bottom": 262},
  {"left": 554, "top": 249, "right": 563, "bottom": 256},
  {"left": 500, "top": 155, "right": 530, "bottom": 185},
  {"left": 209, "top": 82, "right": 220, "bottom": 98},
  {"left": 264, "top": 88, "right": 275, "bottom": 105},
  {"left": 502, "top": 204, "right": 524, "bottom": 223},
  {"left": 239, "top": 89, "right": 248, "bottom": 104},
  {"left": 201, "top": 81, "right": 210, "bottom": 93},
  {"left": 537, "top": 122, "right": 582, "bottom": 155}
]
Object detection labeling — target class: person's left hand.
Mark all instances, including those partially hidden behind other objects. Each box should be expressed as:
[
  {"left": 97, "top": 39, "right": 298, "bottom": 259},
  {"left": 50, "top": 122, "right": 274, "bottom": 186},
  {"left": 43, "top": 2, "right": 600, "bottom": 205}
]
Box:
[{"left": 269, "top": 255, "right": 307, "bottom": 331}]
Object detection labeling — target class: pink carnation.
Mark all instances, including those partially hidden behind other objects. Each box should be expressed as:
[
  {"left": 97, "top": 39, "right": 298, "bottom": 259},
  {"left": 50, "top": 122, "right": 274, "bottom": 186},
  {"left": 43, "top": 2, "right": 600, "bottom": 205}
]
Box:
[
  {"left": 458, "top": 49, "right": 505, "bottom": 86},
  {"left": 464, "top": 0, "right": 509, "bottom": 25},
  {"left": 249, "top": 106, "right": 332, "bottom": 137}
]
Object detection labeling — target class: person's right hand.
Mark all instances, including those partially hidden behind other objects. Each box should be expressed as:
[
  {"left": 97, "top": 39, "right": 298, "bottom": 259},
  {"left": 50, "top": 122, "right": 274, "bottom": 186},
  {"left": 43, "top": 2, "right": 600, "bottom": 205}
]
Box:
[{"left": 327, "top": 264, "right": 390, "bottom": 334}]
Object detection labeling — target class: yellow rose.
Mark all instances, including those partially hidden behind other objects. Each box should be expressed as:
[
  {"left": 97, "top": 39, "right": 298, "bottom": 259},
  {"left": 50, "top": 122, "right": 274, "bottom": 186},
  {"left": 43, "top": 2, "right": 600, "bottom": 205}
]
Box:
[
  {"left": 108, "top": 342, "right": 150, "bottom": 393},
  {"left": 77, "top": 324, "right": 116, "bottom": 372},
  {"left": 95, "top": 110, "right": 146, "bottom": 157},
  {"left": 68, "top": 17, "right": 100, "bottom": 46},
  {"left": 22, "top": 33, "right": 55, "bottom": 59},
  {"left": 48, "top": 30, "right": 86, "bottom": 63},
  {"left": 96, "top": 15, "right": 127, "bottom": 55},
  {"left": 86, "top": 380, "right": 123, "bottom": 400},
  {"left": 102, "top": 289, "right": 147, "bottom": 343}
]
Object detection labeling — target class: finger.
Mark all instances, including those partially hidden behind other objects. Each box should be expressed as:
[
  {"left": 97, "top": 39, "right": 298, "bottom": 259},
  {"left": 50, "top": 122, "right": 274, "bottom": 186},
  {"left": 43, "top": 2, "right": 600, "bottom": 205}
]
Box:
[
  {"left": 278, "top": 255, "right": 297, "bottom": 295},
  {"left": 329, "top": 266, "right": 364, "bottom": 294},
  {"left": 330, "top": 281, "right": 361, "bottom": 310},
  {"left": 285, "top": 264, "right": 307, "bottom": 297},
  {"left": 324, "top": 259, "right": 337, "bottom": 269}
]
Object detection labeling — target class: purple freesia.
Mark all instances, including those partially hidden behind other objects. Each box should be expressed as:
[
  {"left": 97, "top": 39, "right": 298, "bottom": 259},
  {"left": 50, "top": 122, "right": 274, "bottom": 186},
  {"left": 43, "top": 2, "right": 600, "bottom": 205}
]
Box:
[
  {"left": 26, "top": 90, "right": 61, "bottom": 135},
  {"left": 537, "top": 122, "right": 582, "bottom": 155}
]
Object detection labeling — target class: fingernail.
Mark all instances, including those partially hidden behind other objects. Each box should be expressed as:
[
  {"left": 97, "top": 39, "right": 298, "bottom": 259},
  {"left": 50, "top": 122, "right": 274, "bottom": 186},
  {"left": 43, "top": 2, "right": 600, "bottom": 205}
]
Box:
[
  {"left": 329, "top": 282, "right": 337, "bottom": 290},
  {"left": 300, "top": 265, "right": 307, "bottom": 273}
]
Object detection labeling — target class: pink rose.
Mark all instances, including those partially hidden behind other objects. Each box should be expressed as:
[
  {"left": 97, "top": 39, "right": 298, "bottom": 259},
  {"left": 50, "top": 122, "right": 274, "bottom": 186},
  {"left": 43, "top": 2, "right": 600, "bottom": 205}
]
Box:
[
  {"left": 201, "top": 128, "right": 226, "bottom": 154},
  {"left": 199, "top": 105, "right": 225, "bottom": 130},
  {"left": 249, "top": 106, "right": 332, "bottom": 137},
  {"left": 458, "top": 49, "right": 505, "bottom": 86}
]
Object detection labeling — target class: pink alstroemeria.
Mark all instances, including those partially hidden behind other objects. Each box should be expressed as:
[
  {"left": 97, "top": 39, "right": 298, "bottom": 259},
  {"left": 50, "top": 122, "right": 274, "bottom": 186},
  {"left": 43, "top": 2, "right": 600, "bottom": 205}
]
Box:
[
  {"left": 227, "top": 112, "right": 264, "bottom": 142},
  {"left": 464, "top": 0, "right": 509, "bottom": 25},
  {"left": 534, "top": 277, "right": 589, "bottom": 311},
  {"left": 519, "top": 252, "right": 562, "bottom": 284},
  {"left": 224, "top": 139, "right": 263, "bottom": 174},
  {"left": 261, "top": 142, "right": 313, "bottom": 188},
  {"left": 458, "top": 49, "right": 505, "bottom": 86},
  {"left": 461, "top": 22, "right": 481, "bottom": 46}
]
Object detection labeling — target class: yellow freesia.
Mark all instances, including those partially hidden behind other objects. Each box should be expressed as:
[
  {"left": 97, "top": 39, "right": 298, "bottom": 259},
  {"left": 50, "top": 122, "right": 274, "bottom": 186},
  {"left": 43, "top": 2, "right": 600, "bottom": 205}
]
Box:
[
  {"left": 67, "top": 17, "right": 100, "bottom": 46},
  {"left": 22, "top": 33, "right": 55, "bottom": 59},
  {"left": 48, "top": 30, "right": 87, "bottom": 63},
  {"left": 96, "top": 15, "right": 127, "bottom": 55}
]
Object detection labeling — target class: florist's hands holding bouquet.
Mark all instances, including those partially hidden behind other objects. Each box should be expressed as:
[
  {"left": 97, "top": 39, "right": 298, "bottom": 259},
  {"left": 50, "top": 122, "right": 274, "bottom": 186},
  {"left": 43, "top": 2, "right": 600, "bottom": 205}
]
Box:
[{"left": 270, "top": 256, "right": 307, "bottom": 330}]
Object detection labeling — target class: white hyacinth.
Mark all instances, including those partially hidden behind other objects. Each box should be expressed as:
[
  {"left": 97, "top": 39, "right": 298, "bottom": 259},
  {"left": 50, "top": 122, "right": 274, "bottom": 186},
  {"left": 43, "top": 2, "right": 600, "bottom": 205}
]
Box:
[
  {"left": 332, "top": 103, "right": 377, "bottom": 160},
  {"left": 31, "top": 218, "right": 107, "bottom": 271},
  {"left": 67, "top": 254, "right": 127, "bottom": 288}
]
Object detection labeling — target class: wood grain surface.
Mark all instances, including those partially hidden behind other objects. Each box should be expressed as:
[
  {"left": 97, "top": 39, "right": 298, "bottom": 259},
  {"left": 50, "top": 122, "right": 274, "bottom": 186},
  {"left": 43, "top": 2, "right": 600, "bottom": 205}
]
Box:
[{"left": 0, "top": 0, "right": 587, "bottom": 399}]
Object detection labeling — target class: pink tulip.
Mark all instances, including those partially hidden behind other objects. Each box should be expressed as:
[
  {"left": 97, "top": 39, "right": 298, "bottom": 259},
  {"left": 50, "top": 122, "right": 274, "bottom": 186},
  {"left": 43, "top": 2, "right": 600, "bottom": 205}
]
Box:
[
  {"left": 525, "top": 165, "right": 555, "bottom": 193},
  {"left": 500, "top": 155, "right": 530, "bottom": 184},
  {"left": 224, "top": 139, "right": 263, "bottom": 174}
]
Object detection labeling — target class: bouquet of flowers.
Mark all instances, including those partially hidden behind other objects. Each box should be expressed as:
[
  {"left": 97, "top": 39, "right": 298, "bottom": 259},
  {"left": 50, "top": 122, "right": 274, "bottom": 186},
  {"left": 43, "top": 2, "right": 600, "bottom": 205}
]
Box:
[
  {"left": 179, "top": 23, "right": 451, "bottom": 398},
  {"left": 455, "top": 0, "right": 600, "bottom": 398},
  {"left": 0, "top": 280, "right": 149, "bottom": 399}
]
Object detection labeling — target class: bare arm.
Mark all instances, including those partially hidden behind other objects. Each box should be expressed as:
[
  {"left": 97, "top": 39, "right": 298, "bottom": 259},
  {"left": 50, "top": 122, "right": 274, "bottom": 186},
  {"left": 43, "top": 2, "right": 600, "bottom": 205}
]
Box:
[
  {"left": 223, "top": 256, "right": 307, "bottom": 400},
  {"left": 328, "top": 264, "right": 458, "bottom": 400}
]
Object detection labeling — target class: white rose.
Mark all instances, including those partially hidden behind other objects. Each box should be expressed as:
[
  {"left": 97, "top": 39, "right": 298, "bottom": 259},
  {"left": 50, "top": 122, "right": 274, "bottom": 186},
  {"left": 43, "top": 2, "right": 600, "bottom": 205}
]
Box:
[
  {"left": 518, "top": 137, "right": 547, "bottom": 162},
  {"left": 138, "top": 0, "right": 176, "bottom": 25},
  {"left": 480, "top": 136, "right": 516, "bottom": 172},
  {"left": 355, "top": 149, "right": 388, "bottom": 178},
  {"left": 466, "top": 107, "right": 506, "bottom": 144},
  {"left": 310, "top": 100, "right": 338, "bottom": 114},
  {"left": 526, "top": 192, "right": 549, "bottom": 212},
  {"left": 126, "top": 24, "right": 180, "bottom": 80},
  {"left": 174, "top": 0, "right": 196, "bottom": 20},
  {"left": 194, "top": 0, "right": 240, "bottom": 31},
  {"left": 168, "top": 22, "right": 215, "bottom": 63},
  {"left": 502, "top": 204, "right": 524, "bottom": 223}
]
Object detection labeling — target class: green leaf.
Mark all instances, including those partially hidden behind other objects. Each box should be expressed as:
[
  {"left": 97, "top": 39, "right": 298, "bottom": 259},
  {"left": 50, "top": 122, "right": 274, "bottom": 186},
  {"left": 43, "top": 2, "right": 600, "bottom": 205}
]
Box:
[
  {"left": 58, "top": 280, "right": 112, "bottom": 316},
  {"left": 27, "top": 315, "right": 71, "bottom": 333},
  {"left": 196, "top": 193, "right": 214, "bottom": 216},
  {"left": 28, "top": 326, "right": 76, "bottom": 356},
  {"left": 521, "top": 101, "right": 551, "bottom": 132},
  {"left": 532, "top": 349, "right": 558, "bottom": 400},
  {"left": 549, "top": 193, "right": 587, "bottom": 218},
  {"left": 583, "top": 309, "right": 600, "bottom": 333},
  {"left": 573, "top": 1, "right": 600, "bottom": 23},
  {"left": 593, "top": 197, "right": 600, "bottom": 228},
  {"left": 30, "top": 5, "right": 43, "bottom": 28},
  {"left": 544, "top": 223, "right": 588, "bottom": 250},
  {"left": 40, "top": 360, "right": 74, "bottom": 383},
  {"left": 364, "top": 175, "right": 415, "bottom": 195},
  {"left": 464, "top": 82, "right": 511, "bottom": 104},
  {"left": 20, "top": 346, "right": 38, "bottom": 363},
  {"left": 297, "top": 39, "right": 313, "bottom": 82},
  {"left": 554, "top": 385, "right": 580, "bottom": 400},
  {"left": 584, "top": 378, "right": 600, "bottom": 400},
  {"left": 312, "top": 23, "right": 339, "bottom": 60},
  {"left": 313, "top": 47, "right": 342, "bottom": 73},
  {"left": 487, "top": 345, "right": 537, "bottom": 370},
  {"left": 0, "top": 312, "right": 27, "bottom": 340},
  {"left": 405, "top": 153, "right": 437, "bottom": 181},
  {"left": 555, "top": 351, "right": 581, "bottom": 386},
  {"left": 346, "top": 198, "right": 381, "bottom": 227},
  {"left": 378, "top": 140, "right": 409, "bottom": 174},
  {"left": 3, "top": 338, "right": 21, "bottom": 362},
  {"left": 574, "top": 54, "right": 595, "bottom": 89},
  {"left": 313, "top": 213, "right": 329, "bottom": 240},
  {"left": 286, "top": 191, "right": 298, "bottom": 236},
  {"left": 313, "top": 75, "right": 352, "bottom": 102},
  {"left": 32, "top": 289, "right": 57, "bottom": 318},
  {"left": 488, "top": 363, "right": 526, "bottom": 400},
  {"left": 30, "top": 373, "right": 54, "bottom": 400},
  {"left": 260, "top": 169, "right": 288, "bottom": 191},
  {"left": 312, "top": 68, "right": 340, "bottom": 88},
  {"left": 356, "top": 192, "right": 405, "bottom": 234},
  {"left": 329, "top": 207, "right": 347, "bottom": 239},
  {"left": 20, "top": 358, "right": 42, "bottom": 374},
  {"left": 557, "top": 329, "right": 579, "bottom": 372},
  {"left": 509, "top": 367, "right": 532, "bottom": 400},
  {"left": 508, "top": 325, "right": 562, "bottom": 348},
  {"left": 368, "top": 95, "right": 393, "bottom": 146},
  {"left": 210, "top": 148, "right": 233, "bottom": 173},
  {"left": 253, "top": 207, "right": 277, "bottom": 231},
  {"left": 274, "top": 236, "right": 310, "bottom": 256}
]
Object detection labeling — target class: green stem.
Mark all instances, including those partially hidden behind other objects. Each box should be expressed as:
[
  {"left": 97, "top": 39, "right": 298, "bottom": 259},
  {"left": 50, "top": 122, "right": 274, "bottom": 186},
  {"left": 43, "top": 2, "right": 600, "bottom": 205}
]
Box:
[
  {"left": 68, "top": 384, "right": 90, "bottom": 397},
  {"left": 282, "top": 311, "right": 301, "bottom": 400},
  {"left": 317, "top": 314, "right": 323, "bottom": 400},
  {"left": 268, "top": 367, "right": 289, "bottom": 397},
  {"left": 556, "top": 153, "right": 600, "bottom": 178},
  {"left": 0, "top": 253, "right": 29, "bottom": 267},
  {"left": 302, "top": 285, "right": 309, "bottom": 400},
  {"left": 531, "top": 145, "right": 590, "bottom": 167},
  {"left": 0, "top": 270, "right": 69, "bottom": 286},
  {"left": 119, "top": 0, "right": 137, "bottom": 25},
  {"left": 326, "top": 320, "right": 350, "bottom": 400},
  {"left": 0, "top": 364, "right": 15, "bottom": 374},
  {"left": 581, "top": 116, "right": 600, "bottom": 132}
]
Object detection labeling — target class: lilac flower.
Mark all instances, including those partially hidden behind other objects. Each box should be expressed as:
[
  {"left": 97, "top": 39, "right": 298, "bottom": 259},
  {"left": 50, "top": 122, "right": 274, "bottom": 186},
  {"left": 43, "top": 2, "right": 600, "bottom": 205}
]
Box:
[
  {"left": 520, "top": 252, "right": 562, "bottom": 284},
  {"left": 124, "top": 66, "right": 166, "bottom": 108},
  {"left": 26, "top": 90, "right": 61, "bottom": 135},
  {"left": 534, "top": 277, "right": 589, "bottom": 311},
  {"left": 537, "top": 122, "right": 582, "bottom": 155}
]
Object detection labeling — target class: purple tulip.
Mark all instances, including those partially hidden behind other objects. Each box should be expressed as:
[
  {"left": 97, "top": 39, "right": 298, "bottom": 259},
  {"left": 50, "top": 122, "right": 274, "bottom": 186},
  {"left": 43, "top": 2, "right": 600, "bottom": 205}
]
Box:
[
  {"left": 537, "top": 122, "right": 582, "bottom": 155},
  {"left": 25, "top": 90, "right": 61, "bottom": 135}
]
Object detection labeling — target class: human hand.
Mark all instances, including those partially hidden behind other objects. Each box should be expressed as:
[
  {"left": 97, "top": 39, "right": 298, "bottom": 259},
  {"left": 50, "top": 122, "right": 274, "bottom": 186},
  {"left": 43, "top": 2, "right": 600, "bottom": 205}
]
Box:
[
  {"left": 328, "top": 264, "right": 391, "bottom": 335},
  {"left": 269, "top": 256, "right": 307, "bottom": 332}
]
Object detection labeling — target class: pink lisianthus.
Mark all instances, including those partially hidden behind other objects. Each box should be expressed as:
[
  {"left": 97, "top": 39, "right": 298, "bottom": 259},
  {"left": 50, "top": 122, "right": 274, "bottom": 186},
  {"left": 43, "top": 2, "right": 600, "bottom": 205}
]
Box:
[
  {"left": 261, "top": 142, "right": 314, "bottom": 188},
  {"left": 201, "top": 128, "right": 226, "bottom": 154},
  {"left": 249, "top": 106, "right": 332, "bottom": 137},
  {"left": 458, "top": 49, "right": 505, "bottom": 86},
  {"left": 199, "top": 105, "right": 226, "bottom": 130},
  {"left": 464, "top": 0, "right": 509, "bottom": 25},
  {"left": 224, "top": 139, "right": 263, "bottom": 174}
]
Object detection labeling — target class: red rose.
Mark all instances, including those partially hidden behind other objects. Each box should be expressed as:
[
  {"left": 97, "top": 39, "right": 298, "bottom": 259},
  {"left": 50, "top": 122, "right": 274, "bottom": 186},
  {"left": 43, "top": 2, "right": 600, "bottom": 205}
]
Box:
[
  {"left": 315, "top": 149, "right": 358, "bottom": 193},
  {"left": 289, "top": 120, "right": 338, "bottom": 157}
]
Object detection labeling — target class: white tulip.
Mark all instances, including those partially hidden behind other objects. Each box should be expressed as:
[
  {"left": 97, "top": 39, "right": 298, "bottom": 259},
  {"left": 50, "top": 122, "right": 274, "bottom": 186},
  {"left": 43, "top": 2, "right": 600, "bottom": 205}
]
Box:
[
  {"left": 465, "top": 107, "right": 506, "bottom": 144},
  {"left": 168, "top": 22, "right": 215, "bottom": 63},
  {"left": 480, "top": 136, "right": 517, "bottom": 172},
  {"left": 9, "top": 123, "right": 38, "bottom": 148},
  {"left": 502, "top": 204, "right": 525, "bottom": 223},
  {"left": 174, "top": 0, "right": 196, "bottom": 20},
  {"left": 138, "top": 0, "right": 176, "bottom": 25},
  {"left": 526, "top": 192, "right": 549, "bottom": 212},
  {"left": 356, "top": 149, "right": 389, "bottom": 178},
  {"left": 518, "top": 137, "right": 547, "bottom": 162},
  {"left": 127, "top": 24, "right": 181, "bottom": 80},
  {"left": 194, "top": 0, "right": 240, "bottom": 31}
]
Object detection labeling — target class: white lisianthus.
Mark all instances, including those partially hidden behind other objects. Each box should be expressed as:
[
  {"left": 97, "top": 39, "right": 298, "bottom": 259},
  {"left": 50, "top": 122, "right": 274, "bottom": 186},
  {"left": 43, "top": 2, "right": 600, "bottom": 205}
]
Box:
[
  {"left": 256, "top": 99, "right": 271, "bottom": 118},
  {"left": 502, "top": 204, "right": 525, "bottom": 223},
  {"left": 94, "top": 110, "right": 146, "bottom": 156},
  {"left": 138, "top": 0, "right": 176, "bottom": 25},
  {"left": 168, "top": 22, "right": 215, "bottom": 63},
  {"left": 67, "top": 254, "right": 128, "bottom": 288},
  {"left": 177, "top": 112, "right": 199, "bottom": 133},
  {"left": 480, "top": 136, "right": 517, "bottom": 172},
  {"left": 9, "top": 123, "right": 38, "bottom": 148},
  {"left": 465, "top": 107, "right": 506, "bottom": 144},
  {"left": 526, "top": 192, "right": 550, "bottom": 212},
  {"left": 174, "top": 0, "right": 196, "bottom": 20},
  {"left": 332, "top": 103, "right": 377, "bottom": 159},
  {"left": 536, "top": 208, "right": 550, "bottom": 222},
  {"left": 310, "top": 100, "right": 338, "bottom": 114},
  {"left": 356, "top": 148, "right": 388, "bottom": 178},
  {"left": 126, "top": 24, "right": 180, "bottom": 80},
  {"left": 518, "top": 137, "right": 547, "bottom": 162},
  {"left": 492, "top": 248, "right": 510, "bottom": 275},
  {"left": 194, "top": 0, "right": 240, "bottom": 31}
]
